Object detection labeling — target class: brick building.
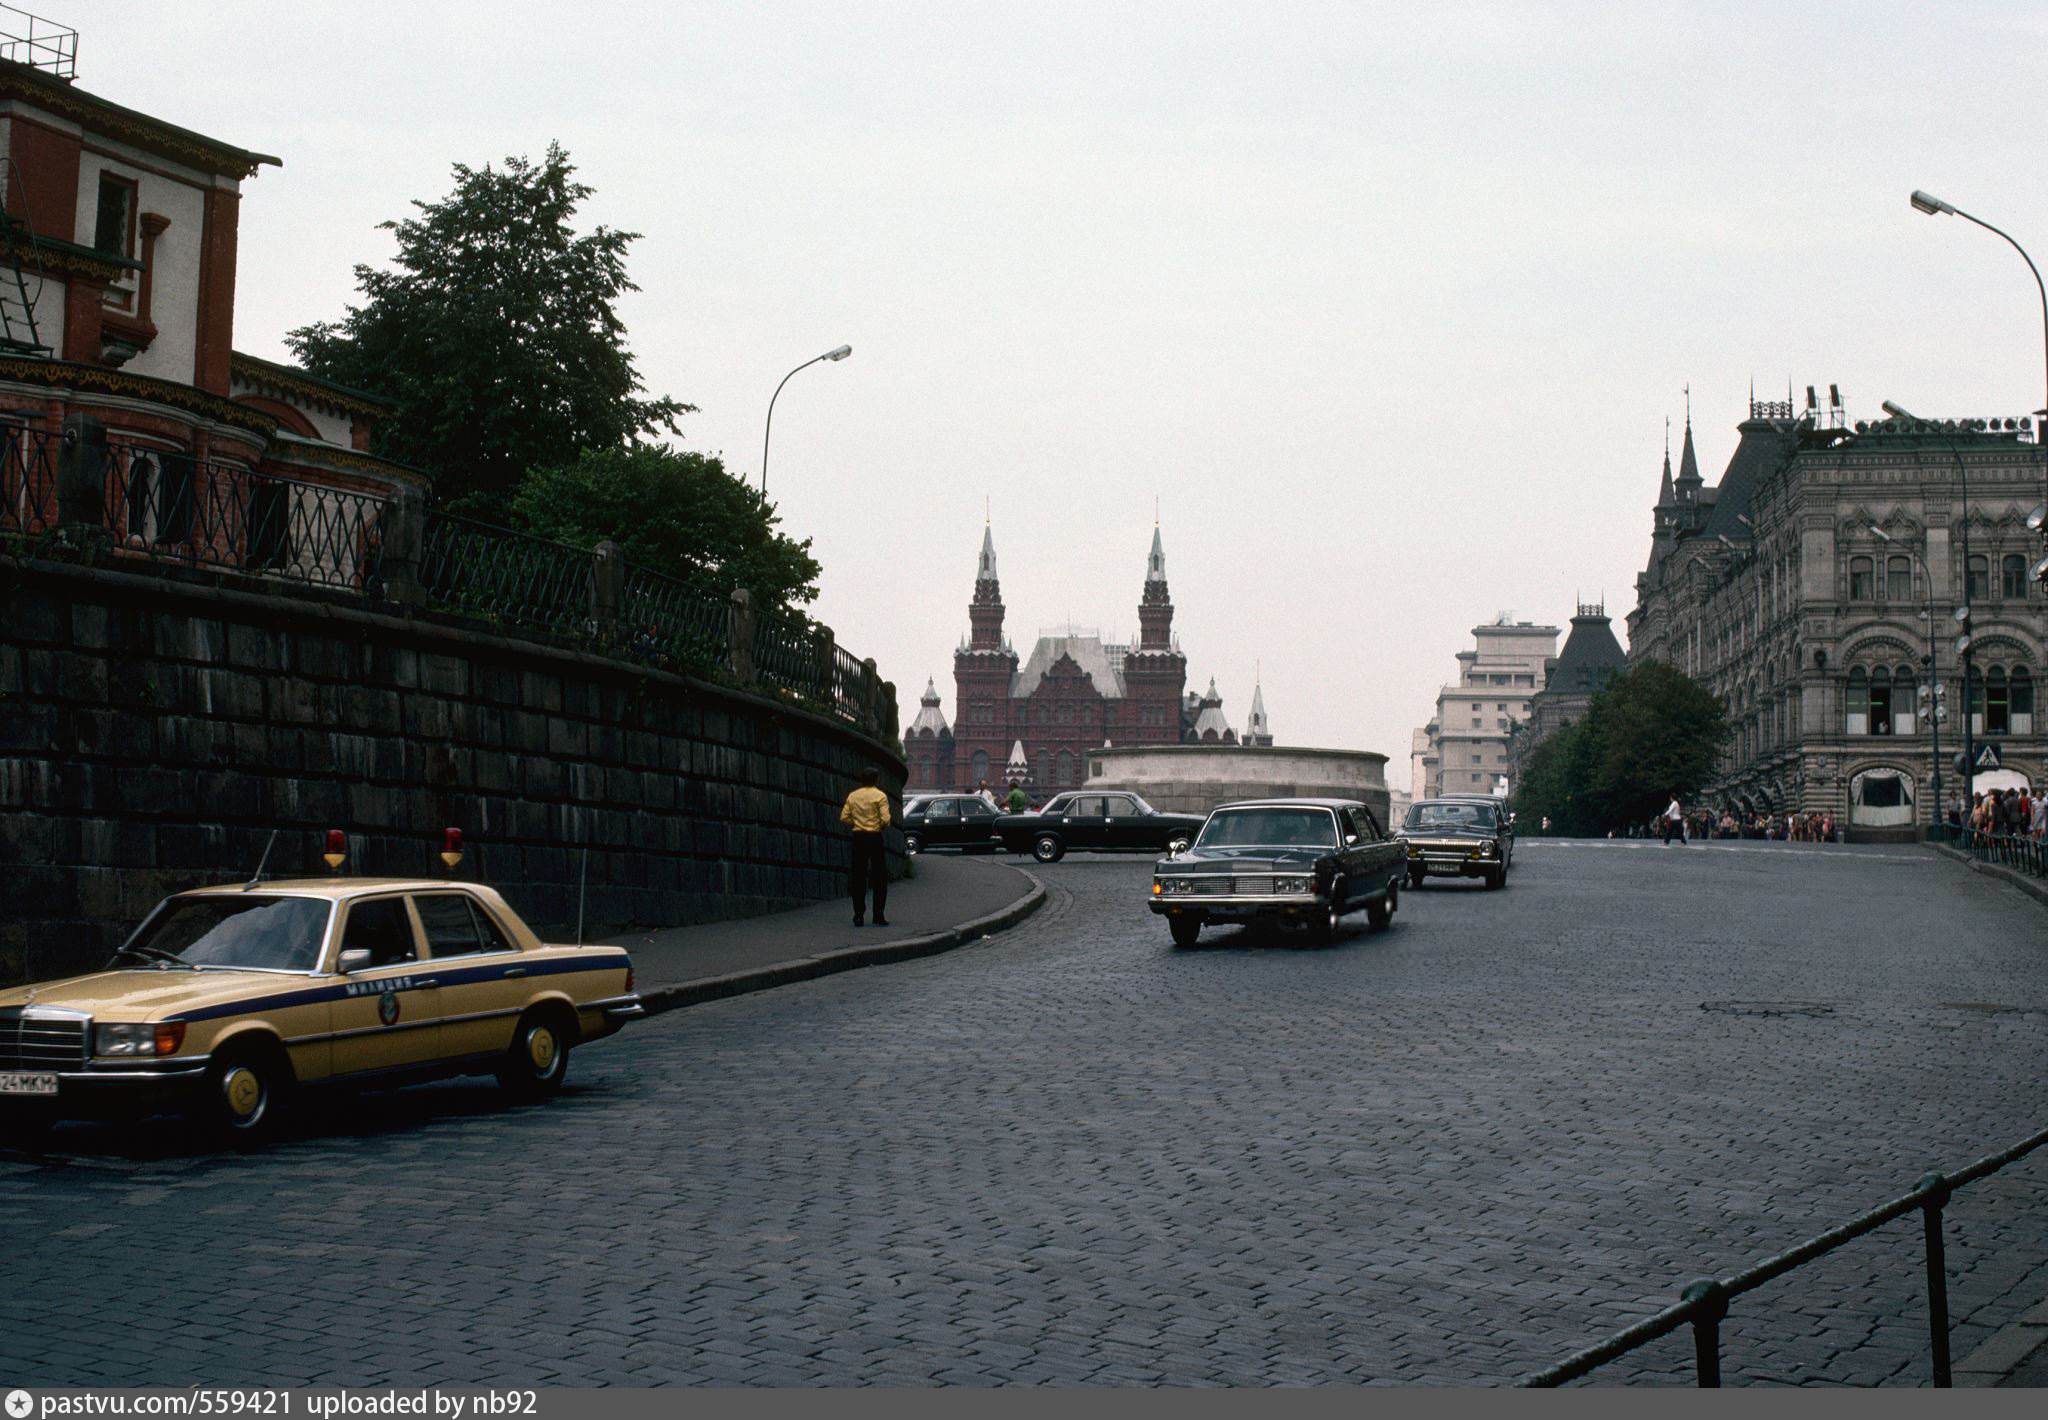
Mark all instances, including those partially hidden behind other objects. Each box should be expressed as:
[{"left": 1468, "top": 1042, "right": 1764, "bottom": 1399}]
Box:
[{"left": 909, "top": 523, "right": 1207, "bottom": 794}]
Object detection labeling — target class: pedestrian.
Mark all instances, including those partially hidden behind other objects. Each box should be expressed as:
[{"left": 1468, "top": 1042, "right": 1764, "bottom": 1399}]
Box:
[
  {"left": 839, "top": 767, "right": 891, "bottom": 927},
  {"left": 1661, "top": 792, "right": 1687, "bottom": 846},
  {"left": 1005, "top": 778, "right": 1029, "bottom": 813}
]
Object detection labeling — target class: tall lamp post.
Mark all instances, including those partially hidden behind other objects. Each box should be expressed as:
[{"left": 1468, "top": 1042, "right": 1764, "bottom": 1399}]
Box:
[
  {"left": 1910, "top": 190, "right": 2048, "bottom": 514},
  {"left": 1871, "top": 525, "right": 1944, "bottom": 832},
  {"left": 1884, "top": 399, "right": 1975, "bottom": 817},
  {"left": 760, "top": 344, "right": 853, "bottom": 499}
]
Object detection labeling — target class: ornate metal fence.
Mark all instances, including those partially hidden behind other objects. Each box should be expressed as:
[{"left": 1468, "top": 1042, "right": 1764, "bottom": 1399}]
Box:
[
  {"left": 1519, "top": 1124, "right": 2048, "bottom": 1386},
  {"left": 415, "top": 509, "right": 594, "bottom": 640},
  {"left": 617, "top": 561, "right": 732, "bottom": 678},
  {"left": 1, "top": 422, "right": 386, "bottom": 591}
]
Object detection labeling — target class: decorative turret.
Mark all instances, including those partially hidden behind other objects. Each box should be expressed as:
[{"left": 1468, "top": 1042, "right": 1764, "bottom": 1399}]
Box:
[
  {"left": 907, "top": 678, "right": 951, "bottom": 737},
  {"left": 1137, "top": 523, "right": 1175, "bottom": 652},
  {"left": 1245, "top": 675, "right": 1272, "bottom": 746},
  {"left": 968, "top": 521, "right": 1007, "bottom": 652},
  {"left": 1673, "top": 403, "right": 1704, "bottom": 504}
]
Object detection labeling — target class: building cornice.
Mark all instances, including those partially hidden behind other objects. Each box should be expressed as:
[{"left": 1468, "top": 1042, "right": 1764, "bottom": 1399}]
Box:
[
  {"left": 0, "top": 355, "right": 275, "bottom": 435},
  {"left": 230, "top": 351, "right": 392, "bottom": 419},
  {"left": 0, "top": 228, "right": 139, "bottom": 282},
  {"left": 0, "top": 61, "right": 280, "bottom": 179}
]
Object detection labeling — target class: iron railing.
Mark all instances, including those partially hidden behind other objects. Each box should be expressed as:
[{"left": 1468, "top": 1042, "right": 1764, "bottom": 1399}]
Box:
[
  {"left": 0, "top": 4, "right": 77, "bottom": 79},
  {"left": 1, "top": 423, "right": 387, "bottom": 591},
  {"left": 1927, "top": 823, "right": 2047, "bottom": 877},
  {"left": 618, "top": 560, "right": 733, "bottom": 678},
  {"left": 1520, "top": 1124, "right": 2048, "bottom": 1386},
  {"left": 416, "top": 509, "right": 594, "bottom": 641}
]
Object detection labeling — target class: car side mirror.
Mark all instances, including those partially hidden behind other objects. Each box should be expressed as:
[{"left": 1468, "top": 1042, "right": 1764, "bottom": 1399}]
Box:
[
  {"left": 1345, "top": 834, "right": 1358, "bottom": 845},
  {"left": 337, "top": 948, "right": 371, "bottom": 974}
]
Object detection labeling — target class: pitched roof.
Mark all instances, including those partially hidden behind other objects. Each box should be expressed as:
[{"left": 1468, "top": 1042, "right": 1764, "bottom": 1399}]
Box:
[
  {"left": 977, "top": 523, "right": 998, "bottom": 581},
  {"left": 1699, "top": 417, "right": 1799, "bottom": 541},
  {"left": 906, "top": 677, "right": 950, "bottom": 735},
  {"left": 1146, "top": 525, "right": 1167, "bottom": 584},
  {"left": 1010, "top": 634, "right": 1129, "bottom": 699},
  {"left": 1547, "top": 611, "right": 1627, "bottom": 696}
]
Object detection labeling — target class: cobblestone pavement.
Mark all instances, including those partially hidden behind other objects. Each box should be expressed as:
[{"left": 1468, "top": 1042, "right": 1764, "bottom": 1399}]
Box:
[{"left": 3, "top": 841, "right": 2045, "bottom": 1386}]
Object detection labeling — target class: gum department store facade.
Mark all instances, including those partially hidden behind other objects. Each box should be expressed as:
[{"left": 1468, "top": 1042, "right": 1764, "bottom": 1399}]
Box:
[{"left": 1628, "top": 396, "right": 2044, "bottom": 838}]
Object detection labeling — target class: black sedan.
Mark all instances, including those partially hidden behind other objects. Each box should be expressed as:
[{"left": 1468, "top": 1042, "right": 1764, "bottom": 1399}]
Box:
[
  {"left": 901, "top": 793, "right": 1005, "bottom": 854},
  {"left": 1147, "top": 798, "right": 1406, "bottom": 947},
  {"left": 995, "top": 790, "right": 1205, "bottom": 862},
  {"left": 1397, "top": 797, "right": 1514, "bottom": 889}
]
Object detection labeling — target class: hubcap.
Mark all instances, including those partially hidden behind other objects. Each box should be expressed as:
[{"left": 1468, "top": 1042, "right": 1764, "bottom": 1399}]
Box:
[
  {"left": 222, "top": 1065, "right": 263, "bottom": 1121},
  {"left": 527, "top": 1026, "right": 558, "bottom": 1073}
]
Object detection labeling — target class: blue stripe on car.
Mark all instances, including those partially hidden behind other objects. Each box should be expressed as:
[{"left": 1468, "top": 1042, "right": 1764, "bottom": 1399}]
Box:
[{"left": 168, "top": 951, "right": 631, "bottom": 1023}]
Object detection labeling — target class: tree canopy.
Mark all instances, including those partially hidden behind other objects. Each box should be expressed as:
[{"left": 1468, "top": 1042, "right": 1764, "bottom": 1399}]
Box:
[
  {"left": 286, "top": 144, "right": 690, "bottom": 510},
  {"left": 1511, "top": 660, "right": 1728, "bottom": 834},
  {"left": 510, "top": 445, "right": 820, "bottom": 613}
]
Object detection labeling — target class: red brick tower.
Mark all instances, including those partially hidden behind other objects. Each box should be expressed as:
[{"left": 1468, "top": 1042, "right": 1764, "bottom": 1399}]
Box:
[
  {"left": 952, "top": 522, "right": 1018, "bottom": 789},
  {"left": 1121, "top": 525, "right": 1187, "bottom": 744}
]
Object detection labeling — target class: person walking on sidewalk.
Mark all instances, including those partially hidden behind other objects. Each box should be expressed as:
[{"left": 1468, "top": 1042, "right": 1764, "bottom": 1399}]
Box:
[
  {"left": 840, "top": 768, "right": 891, "bottom": 927},
  {"left": 1661, "top": 792, "right": 1688, "bottom": 845}
]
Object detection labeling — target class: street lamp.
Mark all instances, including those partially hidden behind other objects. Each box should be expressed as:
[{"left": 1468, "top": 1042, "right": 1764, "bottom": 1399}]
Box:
[
  {"left": 1870, "top": 524, "right": 1944, "bottom": 833},
  {"left": 1909, "top": 190, "right": 2048, "bottom": 513},
  {"left": 1884, "top": 399, "right": 1976, "bottom": 812},
  {"left": 760, "top": 344, "right": 853, "bottom": 499}
]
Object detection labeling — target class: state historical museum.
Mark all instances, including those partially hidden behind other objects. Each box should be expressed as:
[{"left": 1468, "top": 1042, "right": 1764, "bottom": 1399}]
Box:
[{"left": 904, "top": 524, "right": 1267, "bottom": 794}]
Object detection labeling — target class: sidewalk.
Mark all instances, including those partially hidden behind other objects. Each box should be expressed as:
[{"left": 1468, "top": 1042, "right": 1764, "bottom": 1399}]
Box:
[
  {"left": 1958, "top": 1297, "right": 2048, "bottom": 1387},
  {"left": 598, "top": 852, "right": 1044, "bottom": 1014}
]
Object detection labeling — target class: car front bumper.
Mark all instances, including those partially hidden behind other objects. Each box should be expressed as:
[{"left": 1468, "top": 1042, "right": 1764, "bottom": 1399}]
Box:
[
  {"left": 1403, "top": 842, "right": 1500, "bottom": 876},
  {"left": 0, "top": 1057, "right": 212, "bottom": 1121},
  {"left": 1149, "top": 893, "right": 1324, "bottom": 923}
]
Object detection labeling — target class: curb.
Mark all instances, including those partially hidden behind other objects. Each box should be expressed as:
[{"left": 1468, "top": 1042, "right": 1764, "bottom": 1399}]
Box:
[
  {"left": 1926, "top": 843, "right": 2048, "bottom": 910},
  {"left": 1954, "top": 1296, "right": 2048, "bottom": 1387},
  {"left": 636, "top": 868, "right": 1048, "bottom": 1016}
]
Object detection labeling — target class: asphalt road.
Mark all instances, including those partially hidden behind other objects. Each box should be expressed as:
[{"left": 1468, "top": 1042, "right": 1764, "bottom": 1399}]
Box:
[{"left": 3, "top": 840, "right": 2046, "bottom": 1386}]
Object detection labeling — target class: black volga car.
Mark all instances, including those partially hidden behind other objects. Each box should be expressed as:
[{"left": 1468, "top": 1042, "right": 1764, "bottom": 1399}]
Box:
[
  {"left": 1147, "top": 798, "right": 1406, "bottom": 947},
  {"left": 901, "top": 793, "right": 1004, "bottom": 854},
  {"left": 1397, "top": 797, "right": 1514, "bottom": 889},
  {"left": 995, "top": 790, "right": 1205, "bottom": 863}
]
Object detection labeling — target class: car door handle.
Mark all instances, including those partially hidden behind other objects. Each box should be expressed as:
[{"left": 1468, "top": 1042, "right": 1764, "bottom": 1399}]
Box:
[{"left": 503, "top": 968, "right": 527, "bottom": 978}]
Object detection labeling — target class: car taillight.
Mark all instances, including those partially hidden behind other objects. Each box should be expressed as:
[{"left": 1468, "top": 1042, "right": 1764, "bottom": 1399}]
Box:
[
  {"left": 625, "top": 966, "right": 635, "bottom": 994},
  {"left": 154, "top": 1022, "right": 186, "bottom": 1056}
]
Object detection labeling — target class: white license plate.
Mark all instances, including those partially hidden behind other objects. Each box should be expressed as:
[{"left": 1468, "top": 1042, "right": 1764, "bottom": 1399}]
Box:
[{"left": 0, "top": 1072, "right": 58, "bottom": 1097}]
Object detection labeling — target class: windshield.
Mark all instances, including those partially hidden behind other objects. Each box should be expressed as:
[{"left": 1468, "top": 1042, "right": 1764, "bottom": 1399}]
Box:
[
  {"left": 1197, "top": 808, "right": 1338, "bottom": 849},
  {"left": 1404, "top": 802, "right": 1498, "bottom": 832},
  {"left": 116, "top": 896, "right": 332, "bottom": 972}
]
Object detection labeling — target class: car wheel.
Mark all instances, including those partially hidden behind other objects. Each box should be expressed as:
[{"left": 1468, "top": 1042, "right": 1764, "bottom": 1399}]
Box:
[
  {"left": 904, "top": 832, "right": 924, "bottom": 855},
  {"left": 1408, "top": 866, "right": 1425, "bottom": 889},
  {"left": 1367, "top": 879, "right": 1396, "bottom": 929},
  {"left": 202, "top": 1040, "right": 292, "bottom": 1145},
  {"left": 1485, "top": 865, "right": 1505, "bottom": 890},
  {"left": 1308, "top": 882, "right": 1343, "bottom": 945},
  {"left": 1168, "top": 916, "right": 1201, "bottom": 948},
  {"left": 0, "top": 1103, "right": 57, "bottom": 1146},
  {"left": 1032, "top": 834, "right": 1065, "bottom": 863},
  {"left": 1166, "top": 834, "right": 1192, "bottom": 856},
  {"left": 499, "top": 1008, "right": 573, "bottom": 1100}
]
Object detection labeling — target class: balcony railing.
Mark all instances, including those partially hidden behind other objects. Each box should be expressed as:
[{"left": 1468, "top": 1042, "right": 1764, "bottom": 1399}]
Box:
[
  {"left": 0, "top": 4, "right": 77, "bottom": 79},
  {"left": 2, "top": 422, "right": 386, "bottom": 591}
]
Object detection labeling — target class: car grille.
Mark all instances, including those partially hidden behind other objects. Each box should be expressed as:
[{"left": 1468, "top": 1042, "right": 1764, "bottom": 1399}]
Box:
[
  {"left": 0, "top": 1011, "right": 87, "bottom": 1070},
  {"left": 1231, "top": 876, "right": 1279, "bottom": 895}
]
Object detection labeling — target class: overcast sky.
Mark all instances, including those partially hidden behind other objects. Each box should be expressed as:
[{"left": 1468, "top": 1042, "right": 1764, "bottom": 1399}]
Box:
[{"left": 90, "top": 1, "right": 2048, "bottom": 770}]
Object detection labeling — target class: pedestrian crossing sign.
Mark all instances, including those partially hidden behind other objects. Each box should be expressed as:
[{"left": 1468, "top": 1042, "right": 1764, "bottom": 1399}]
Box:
[{"left": 1974, "top": 743, "right": 2001, "bottom": 771}]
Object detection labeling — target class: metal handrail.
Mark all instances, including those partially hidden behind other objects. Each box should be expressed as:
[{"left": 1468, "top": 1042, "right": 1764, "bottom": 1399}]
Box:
[
  {"left": 1519, "top": 1124, "right": 2048, "bottom": 1386},
  {"left": 1928, "top": 822, "right": 2047, "bottom": 878}
]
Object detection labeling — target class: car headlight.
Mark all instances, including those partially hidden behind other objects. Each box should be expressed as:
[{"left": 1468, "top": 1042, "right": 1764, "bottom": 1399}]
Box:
[
  {"left": 94, "top": 1022, "right": 186, "bottom": 1057},
  {"left": 1275, "top": 876, "right": 1312, "bottom": 893}
]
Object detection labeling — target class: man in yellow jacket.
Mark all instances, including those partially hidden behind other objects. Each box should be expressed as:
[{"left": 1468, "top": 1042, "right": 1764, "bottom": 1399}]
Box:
[{"left": 839, "top": 767, "right": 892, "bottom": 926}]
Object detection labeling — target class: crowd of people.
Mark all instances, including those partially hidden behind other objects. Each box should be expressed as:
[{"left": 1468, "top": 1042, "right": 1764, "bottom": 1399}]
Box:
[{"left": 1948, "top": 787, "right": 2046, "bottom": 842}]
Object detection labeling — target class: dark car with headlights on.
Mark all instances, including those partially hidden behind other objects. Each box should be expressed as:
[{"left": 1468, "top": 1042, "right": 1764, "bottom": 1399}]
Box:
[
  {"left": 1398, "top": 797, "right": 1514, "bottom": 889},
  {"left": 996, "top": 790, "right": 1204, "bottom": 862},
  {"left": 1148, "top": 798, "right": 1405, "bottom": 947},
  {"left": 900, "top": 793, "right": 1004, "bottom": 854}
]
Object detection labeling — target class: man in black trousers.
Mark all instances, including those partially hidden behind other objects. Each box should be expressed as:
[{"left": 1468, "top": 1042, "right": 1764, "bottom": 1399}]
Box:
[{"left": 839, "top": 767, "right": 891, "bottom": 926}]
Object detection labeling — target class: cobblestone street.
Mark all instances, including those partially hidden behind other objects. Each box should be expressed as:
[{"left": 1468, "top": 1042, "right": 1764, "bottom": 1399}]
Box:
[{"left": 3, "top": 841, "right": 2046, "bottom": 1386}]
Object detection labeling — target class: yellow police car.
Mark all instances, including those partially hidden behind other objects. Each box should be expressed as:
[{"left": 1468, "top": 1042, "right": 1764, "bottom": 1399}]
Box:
[{"left": 0, "top": 878, "right": 643, "bottom": 1143}]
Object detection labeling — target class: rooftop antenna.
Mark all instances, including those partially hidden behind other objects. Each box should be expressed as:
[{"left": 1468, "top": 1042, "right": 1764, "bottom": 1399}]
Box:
[{"left": 241, "top": 829, "right": 278, "bottom": 892}]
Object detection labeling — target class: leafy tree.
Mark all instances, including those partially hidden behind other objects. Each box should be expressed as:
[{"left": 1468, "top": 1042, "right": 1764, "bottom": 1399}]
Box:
[
  {"left": 1511, "top": 661, "right": 1727, "bottom": 834},
  {"left": 287, "top": 144, "right": 690, "bottom": 510},
  {"left": 510, "top": 445, "right": 820, "bottom": 613}
]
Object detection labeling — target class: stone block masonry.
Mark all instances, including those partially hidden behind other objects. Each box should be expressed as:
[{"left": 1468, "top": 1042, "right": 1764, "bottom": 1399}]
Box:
[{"left": 0, "top": 555, "right": 905, "bottom": 985}]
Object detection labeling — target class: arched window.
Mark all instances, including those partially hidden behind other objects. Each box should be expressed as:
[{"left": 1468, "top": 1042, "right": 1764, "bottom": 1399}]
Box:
[
  {"left": 1035, "top": 750, "right": 1053, "bottom": 787},
  {"left": 2002, "top": 554, "right": 2028, "bottom": 599},
  {"left": 1968, "top": 555, "right": 1989, "bottom": 601},
  {"left": 1868, "top": 667, "right": 1893, "bottom": 735},
  {"left": 1849, "top": 556, "right": 1873, "bottom": 600},
  {"left": 2014, "top": 667, "right": 2035, "bottom": 734},
  {"left": 1891, "top": 666, "right": 1916, "bottom": 736},
  {"left": 970, "top": 750, "right": 990, "bottom": 785},
  {"left": 1886, "top": 556, "right": 1911, "bottom": 601},
  {"left": 1846, "top": 668, "right": 1869, "bottom": 735},
  {"left": 1985, "top": 666, "right": 2010, "bottom": 735},
  {"left": 1055, "top": 750, "right": 1074, "bottom": 786}
]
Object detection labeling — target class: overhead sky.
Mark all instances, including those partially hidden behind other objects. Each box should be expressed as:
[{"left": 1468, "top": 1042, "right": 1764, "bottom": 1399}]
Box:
[{"left": 88, "top": 1, "right": 2048, "bottom": 773}]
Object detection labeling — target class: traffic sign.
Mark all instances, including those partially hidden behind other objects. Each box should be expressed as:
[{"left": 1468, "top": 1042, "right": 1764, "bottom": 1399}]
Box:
[{"left": 1975, "top": 742, "right": 2001, "bottom": 771}]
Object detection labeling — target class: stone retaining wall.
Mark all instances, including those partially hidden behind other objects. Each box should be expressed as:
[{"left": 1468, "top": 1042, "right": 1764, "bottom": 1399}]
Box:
[{"left": 0, "top": 555, "right": 904, "bottom": 985}]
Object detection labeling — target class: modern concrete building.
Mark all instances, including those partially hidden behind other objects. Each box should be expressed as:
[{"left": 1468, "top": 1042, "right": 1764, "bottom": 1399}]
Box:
[
  {"left": 1627, "top": 392, "right": 2045, "bottom": 838},
  {"left": 1086, "top": 743, "right": 1391, "bottom": 830},
  {"left": 1416, "top": 616, "right": 1558, "bottom": 798}
]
